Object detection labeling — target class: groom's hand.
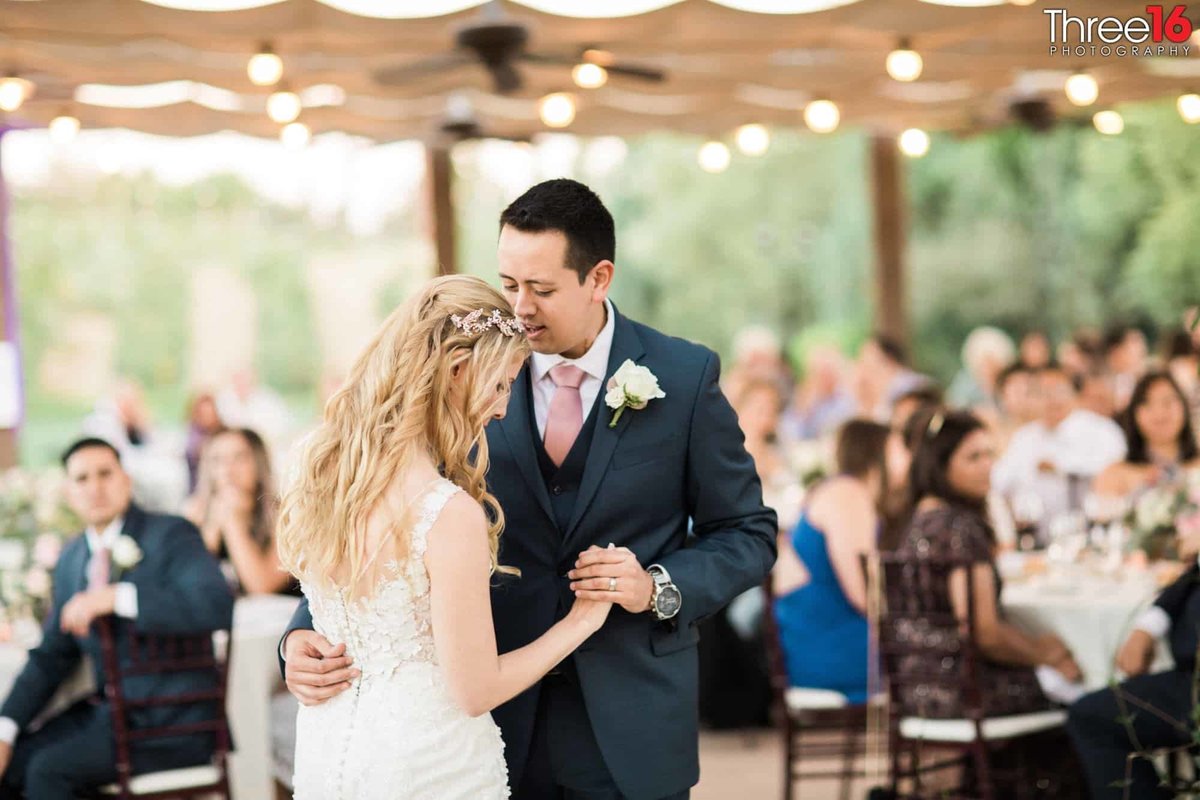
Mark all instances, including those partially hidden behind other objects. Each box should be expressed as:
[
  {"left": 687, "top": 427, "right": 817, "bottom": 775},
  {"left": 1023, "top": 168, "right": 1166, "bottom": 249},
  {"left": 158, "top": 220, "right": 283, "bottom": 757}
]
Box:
[
  {"left": 284, "top": 630, "right": 360, "bottom": 706},
  {"left": 569, "top": 545, "right": 654, "bottom": 615}
]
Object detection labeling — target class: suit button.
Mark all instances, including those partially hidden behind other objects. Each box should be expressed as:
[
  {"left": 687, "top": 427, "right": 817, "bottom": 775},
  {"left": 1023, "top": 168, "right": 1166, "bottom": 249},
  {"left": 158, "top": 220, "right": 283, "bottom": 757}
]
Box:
[{"left": 552, "top": 485, "right": 563, "bottom": 495}]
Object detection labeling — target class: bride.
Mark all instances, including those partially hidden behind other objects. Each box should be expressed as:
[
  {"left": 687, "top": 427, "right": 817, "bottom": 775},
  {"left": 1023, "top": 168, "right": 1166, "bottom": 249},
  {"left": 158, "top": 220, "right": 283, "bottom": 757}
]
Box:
[{"left": 277, "top": 276, "right": 612, "bottom": 799}]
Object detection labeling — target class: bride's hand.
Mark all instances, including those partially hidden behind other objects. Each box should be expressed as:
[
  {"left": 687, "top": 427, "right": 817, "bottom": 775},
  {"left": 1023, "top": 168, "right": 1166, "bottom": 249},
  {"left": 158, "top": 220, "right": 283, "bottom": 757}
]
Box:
[{"left": 566, "top": 594, "right": 613, "bottom": 634}]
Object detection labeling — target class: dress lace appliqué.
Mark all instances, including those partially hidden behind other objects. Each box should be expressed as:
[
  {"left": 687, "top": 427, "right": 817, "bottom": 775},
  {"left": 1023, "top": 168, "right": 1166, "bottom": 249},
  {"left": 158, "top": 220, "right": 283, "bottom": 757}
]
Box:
[{"left": 291, "top": 478, "right": 510, "bottom": 799}]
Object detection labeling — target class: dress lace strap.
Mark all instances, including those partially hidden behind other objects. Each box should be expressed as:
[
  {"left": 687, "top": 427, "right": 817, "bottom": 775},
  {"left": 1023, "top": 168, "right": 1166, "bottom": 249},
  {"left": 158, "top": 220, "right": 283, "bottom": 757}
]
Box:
[
  {"left": 360, "top": 477, "right": 448, "bottom": 575},
  {"left": 409, "top": 478, "right": 461, "bottom": 562}
]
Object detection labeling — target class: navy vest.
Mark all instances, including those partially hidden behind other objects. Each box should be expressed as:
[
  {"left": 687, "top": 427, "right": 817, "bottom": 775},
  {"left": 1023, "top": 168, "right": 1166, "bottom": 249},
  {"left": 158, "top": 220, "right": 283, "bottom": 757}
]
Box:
[{"left": 528, "top": 374, "right": 602, "bottom": 533}]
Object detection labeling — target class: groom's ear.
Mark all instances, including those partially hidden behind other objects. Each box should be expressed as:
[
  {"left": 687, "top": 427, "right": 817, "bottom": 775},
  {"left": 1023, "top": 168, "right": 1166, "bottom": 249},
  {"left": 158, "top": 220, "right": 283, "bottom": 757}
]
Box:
[{"left": 589, "top": 260, "right": 614, "bottom": 302}]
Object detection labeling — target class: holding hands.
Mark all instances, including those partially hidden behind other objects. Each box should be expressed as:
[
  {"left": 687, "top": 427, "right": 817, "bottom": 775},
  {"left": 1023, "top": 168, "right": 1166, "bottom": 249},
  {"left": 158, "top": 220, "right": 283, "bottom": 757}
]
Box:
[{"left": 569, "top": 544, "right": 653, "bottom": 615}]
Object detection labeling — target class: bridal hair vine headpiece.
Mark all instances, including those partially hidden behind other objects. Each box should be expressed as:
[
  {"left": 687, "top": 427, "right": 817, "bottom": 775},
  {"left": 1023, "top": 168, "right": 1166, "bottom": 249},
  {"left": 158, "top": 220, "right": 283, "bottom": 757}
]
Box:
[{"left": 450, "top": 308, "right": 526, "bottom": 338}]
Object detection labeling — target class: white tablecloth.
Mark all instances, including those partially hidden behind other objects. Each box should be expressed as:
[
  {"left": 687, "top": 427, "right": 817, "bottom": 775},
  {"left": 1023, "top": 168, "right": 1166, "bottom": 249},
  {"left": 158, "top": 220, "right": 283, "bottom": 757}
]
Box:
[
  {"left": 0, "top": 594, "right": 300, "bottom": 800},
  {"left": 1002, "top": 570, "right": 1164, "bottom": 690}
]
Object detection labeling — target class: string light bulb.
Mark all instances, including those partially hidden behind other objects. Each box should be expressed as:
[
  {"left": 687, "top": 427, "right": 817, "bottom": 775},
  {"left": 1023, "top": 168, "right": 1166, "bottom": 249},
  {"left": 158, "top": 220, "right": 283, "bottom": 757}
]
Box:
[
  {"left": 804, "top": 99, "right": 840, "bottom": 133},
  {"left": 735, "top": 124, "right": 770, "bottom": 156},
  {"left": 898, "top": 128, "right": 930, "bottom": 157},
  {"left": 1065, "top": 72, "right": 1099, "bottom": 106},
  {"left": 267, "top": 89, "right": 302, "bottom": 124},
  {"left": 1177, "top": 92, "right": 1200, "bottom": 124},
  {"left": 539, "top": 93, "right": 576, "bottom": 128},
  {"left": 572, "top": 63, "right": 608, "bottom": 89},
  {"left": 248, "top": 45, "right": 283, "bottom": 87},
  {"left": 1093, "top": 110, "right": 1124, "bottom": 135},
  {"left": 0, "top": 76, "right": 33, "bottom": 112},
  {"left": 886, "top": 39, "right": 923, "bottom": 82},
  {"left": 697, "top": 141, "right": 731, "bottom": 173},
  {"left": 49, "top": 115, "right": 80, "bottom": 143},
  {"left": 281, "top": 121, "right": 310, "bottom": 148}
]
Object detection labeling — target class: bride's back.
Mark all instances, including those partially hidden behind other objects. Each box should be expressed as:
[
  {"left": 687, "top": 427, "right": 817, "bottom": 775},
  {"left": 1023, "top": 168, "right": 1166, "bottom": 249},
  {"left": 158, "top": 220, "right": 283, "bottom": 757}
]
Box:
[{"left": 301, "top": 470, "right": 460, "bottom": 677}]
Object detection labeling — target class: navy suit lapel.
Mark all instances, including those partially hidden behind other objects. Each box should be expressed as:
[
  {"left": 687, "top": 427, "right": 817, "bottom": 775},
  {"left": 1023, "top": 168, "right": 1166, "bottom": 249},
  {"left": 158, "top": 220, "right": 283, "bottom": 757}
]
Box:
[
  {"left": 495, "top": 364, "right": 556, "bottom": 526},
  {"left": 563, "top": 310, "right": 646, "bottom": 543}
]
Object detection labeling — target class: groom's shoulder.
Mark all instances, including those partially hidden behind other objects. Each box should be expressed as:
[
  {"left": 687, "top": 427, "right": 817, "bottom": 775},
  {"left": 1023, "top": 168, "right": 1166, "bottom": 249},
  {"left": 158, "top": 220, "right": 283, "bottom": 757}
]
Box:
[{"left": 625, "top": 317, "right": 714, "bottom": 372}]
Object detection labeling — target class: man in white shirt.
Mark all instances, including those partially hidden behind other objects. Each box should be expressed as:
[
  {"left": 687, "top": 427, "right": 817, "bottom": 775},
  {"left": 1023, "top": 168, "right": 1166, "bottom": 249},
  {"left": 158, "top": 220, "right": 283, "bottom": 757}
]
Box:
[
  {"left": 992, "top": 364, "right": 1126, "bottom": 526},
  {"left": 0, "top": 438, "right": 233, "bottom": 800}
]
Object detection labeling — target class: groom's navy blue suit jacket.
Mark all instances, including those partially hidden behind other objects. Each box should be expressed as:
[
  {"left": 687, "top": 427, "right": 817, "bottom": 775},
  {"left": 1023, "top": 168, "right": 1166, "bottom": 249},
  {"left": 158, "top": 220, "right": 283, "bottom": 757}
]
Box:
[{"left": 282, "top": 307, "right": 777, "bottom": 799}]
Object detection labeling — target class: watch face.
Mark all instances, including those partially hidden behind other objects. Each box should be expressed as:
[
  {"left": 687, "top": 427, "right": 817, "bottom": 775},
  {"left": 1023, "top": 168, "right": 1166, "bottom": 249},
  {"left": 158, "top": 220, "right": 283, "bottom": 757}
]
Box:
[{"left": 656, "top": 587, "right": 682, "bottom": 618}]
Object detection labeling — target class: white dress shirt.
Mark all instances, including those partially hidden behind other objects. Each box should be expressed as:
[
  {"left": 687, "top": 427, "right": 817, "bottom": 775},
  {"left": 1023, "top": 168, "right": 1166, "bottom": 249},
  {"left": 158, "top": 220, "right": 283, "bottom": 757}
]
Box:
[
  {"left": 529, "top": 299, "right": 616, "bottom": 439},
  {"left": 991, "top": 409, "right": 1127, "bottom": 520},
  {"left": 0, "top": 518, "right": 139, "bottom": 745}
]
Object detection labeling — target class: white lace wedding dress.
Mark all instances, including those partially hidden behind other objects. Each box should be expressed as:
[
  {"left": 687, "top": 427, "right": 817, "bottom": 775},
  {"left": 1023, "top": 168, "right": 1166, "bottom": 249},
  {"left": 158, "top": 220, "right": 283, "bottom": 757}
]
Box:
[{"left": 292, "top": 478, "right": 510, "bottom": 799}]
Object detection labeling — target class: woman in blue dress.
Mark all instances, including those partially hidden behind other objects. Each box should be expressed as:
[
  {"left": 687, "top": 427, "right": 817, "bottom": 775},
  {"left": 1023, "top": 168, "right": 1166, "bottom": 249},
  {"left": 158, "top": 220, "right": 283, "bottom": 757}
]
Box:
[{"left": 774, "top": 419, "right": 906, "bottom": 701}]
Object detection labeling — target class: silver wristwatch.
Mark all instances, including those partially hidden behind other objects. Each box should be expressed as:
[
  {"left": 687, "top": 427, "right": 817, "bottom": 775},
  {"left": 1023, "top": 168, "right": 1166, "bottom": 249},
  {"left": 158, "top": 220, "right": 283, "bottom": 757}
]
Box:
[{"left": 647, "top": 564, "right": 682, "bottom": 621}]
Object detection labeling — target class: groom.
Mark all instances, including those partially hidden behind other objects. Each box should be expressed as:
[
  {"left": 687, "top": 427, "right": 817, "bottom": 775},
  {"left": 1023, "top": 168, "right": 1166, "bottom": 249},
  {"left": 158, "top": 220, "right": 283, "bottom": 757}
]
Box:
[{"left": 281, "top": 179, "right": 777, "bottom": 799}]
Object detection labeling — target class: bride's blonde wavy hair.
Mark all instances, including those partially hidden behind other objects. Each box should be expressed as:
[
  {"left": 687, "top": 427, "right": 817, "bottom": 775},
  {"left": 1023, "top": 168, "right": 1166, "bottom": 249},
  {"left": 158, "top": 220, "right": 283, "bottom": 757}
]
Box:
[{"left": 277, "top": 275, "right": 529, "bottom": 589}]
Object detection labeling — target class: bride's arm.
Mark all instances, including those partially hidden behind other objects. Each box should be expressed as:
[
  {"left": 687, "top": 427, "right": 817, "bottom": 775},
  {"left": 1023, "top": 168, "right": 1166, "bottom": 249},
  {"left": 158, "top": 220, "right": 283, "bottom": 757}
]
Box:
[{"left": 425, "top": 494, "right": 610, "bottom": 718}]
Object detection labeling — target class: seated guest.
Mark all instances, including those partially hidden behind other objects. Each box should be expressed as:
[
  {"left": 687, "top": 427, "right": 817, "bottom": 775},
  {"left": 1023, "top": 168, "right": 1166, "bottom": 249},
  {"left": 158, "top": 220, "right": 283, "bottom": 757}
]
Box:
[
  {"left": 1093, "top": 371, "right": 1200, "bottom": 500},
  {"left": 856, "top": 333, "right": 931, "bottom": 422},
  {"left": 947, "top": 326, "right": 1015, "bottom": 411},
  {"left": 0, "top": 438, "right": 233, "bottom": 800},
  {"left": 1067, "top": 556, "right": 1200, "bottom": 799},
  {"left": 184, "top": 392, "right": 223, "bottom": 494},
  {"left": 992, "top": 363, "right": 1126, "bottom": 523},
  {"left": 1163, "top": 328, "right": 1200, "bottom": 432},
  {"left": 895, "top": 409, "right": 1084, "bottom": 719},
  {"left": 185, "top": 427, "right": 297, "bottom": 596},
  {"left": 890, "top": 384, "right": 944, "bottom": 440},
  {"left": 1104, "top": 324, "right": 1150, "bottom": 414},
  {"left": 782, "top": 344, "right": 856, "bottom": 441},
  {"left": 993, "top": 362, "right": 1042, "bottom": 451},
  {"left": 1019, "top": 330, "right": 1053, "bottom": 370},
  {"left": 774, "top": 419, "right": 906, "bottom": 702},
  {"left": 1076, "top": 366, "right": 1118, "bottom": 421}
]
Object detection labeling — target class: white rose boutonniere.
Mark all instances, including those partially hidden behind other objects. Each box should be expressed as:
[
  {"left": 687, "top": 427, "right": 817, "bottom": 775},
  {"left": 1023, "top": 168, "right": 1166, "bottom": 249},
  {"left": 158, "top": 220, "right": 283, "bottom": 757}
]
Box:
[
  {"left": 111, "top": 535, "right": 143, "bottom": 575},
  {"left": 604, "top": 360, "right": 666, "bottom": 428}
]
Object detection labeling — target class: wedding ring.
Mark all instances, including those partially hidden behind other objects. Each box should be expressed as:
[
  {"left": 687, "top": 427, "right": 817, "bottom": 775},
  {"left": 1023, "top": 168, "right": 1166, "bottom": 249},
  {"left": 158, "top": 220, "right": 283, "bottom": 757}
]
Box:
[{"left": 608, "top": 577, "right": 617, "bottom": 592}]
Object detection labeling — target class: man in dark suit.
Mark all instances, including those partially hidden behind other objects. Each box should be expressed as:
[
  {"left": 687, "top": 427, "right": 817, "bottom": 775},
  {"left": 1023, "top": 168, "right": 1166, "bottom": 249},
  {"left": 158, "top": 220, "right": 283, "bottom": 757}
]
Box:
[
  {"left": 0, "top": 438, "right": 234, "bottom": 800},
  {"left": 281, "top": 179, "right": 778, "bottom": 799},
  {"left": 1067, "top": 562, "right": 1200, "bottom": 799}
]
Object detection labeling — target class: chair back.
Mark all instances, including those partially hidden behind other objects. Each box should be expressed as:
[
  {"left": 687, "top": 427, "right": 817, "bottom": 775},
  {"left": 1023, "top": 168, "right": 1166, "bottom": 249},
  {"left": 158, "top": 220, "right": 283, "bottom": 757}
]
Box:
[
  {"left": 95, "top": 617, "right": 232, "bottom": 798},
  {"left": 867, "top": 551, "right": 987, "bottom": 723}
]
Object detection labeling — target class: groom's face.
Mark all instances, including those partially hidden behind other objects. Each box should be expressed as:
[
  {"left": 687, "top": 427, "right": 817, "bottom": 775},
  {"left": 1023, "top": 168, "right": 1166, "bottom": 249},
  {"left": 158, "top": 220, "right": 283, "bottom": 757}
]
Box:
[{"left": 498, "top": 226, "right": 611, "bottom": 360}]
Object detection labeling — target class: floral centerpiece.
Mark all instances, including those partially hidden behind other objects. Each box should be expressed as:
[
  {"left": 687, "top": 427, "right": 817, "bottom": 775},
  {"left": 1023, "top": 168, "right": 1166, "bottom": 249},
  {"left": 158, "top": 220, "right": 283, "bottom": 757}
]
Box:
[
  {"left": 1128, "top": 469, "right": 1200, "bottom": 560},
  {"left": 0, "top": 468, "right": 80, "bottom": 627}
]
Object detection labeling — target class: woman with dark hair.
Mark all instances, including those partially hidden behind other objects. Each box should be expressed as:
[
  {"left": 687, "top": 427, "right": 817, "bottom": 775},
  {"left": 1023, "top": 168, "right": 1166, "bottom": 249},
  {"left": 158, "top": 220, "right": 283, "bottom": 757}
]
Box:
[
  {"left": 184, "top": 427, "right": 297, "bottom": 595},
  {"left": 184, "top": 392, "right": 223, "bottom": 493},
  {"left": 896, "top": 408, "right": 1083, "bottom": 718},
  {"left": 1093, "top": 371, "right": 1200, "bottom": 500},
  {"left": 774, "top": 419, "right": 907, "bottom": 701}
]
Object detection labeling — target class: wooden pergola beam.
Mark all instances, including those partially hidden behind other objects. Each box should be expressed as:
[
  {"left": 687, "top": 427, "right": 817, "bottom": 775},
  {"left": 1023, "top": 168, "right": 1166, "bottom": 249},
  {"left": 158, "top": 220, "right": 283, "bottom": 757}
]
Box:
[
  {"left": 869, "top": 133, "right": 909, "bottom": 349},
  {"left": 425, "top": 146, "right": 457, "bottom": 276}
]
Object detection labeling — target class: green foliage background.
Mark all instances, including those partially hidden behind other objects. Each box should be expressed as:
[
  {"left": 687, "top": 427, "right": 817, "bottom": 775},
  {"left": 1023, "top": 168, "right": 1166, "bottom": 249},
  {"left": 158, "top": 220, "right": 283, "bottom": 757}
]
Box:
[{"left": 11, "top": 98, "right": 1199, "bottom": 464}]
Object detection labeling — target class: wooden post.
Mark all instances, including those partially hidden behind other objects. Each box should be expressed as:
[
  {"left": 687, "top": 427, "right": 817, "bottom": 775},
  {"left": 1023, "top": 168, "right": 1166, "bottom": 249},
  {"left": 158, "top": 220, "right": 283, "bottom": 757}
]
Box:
[
  {"left": 425, "top": 146, "right": 457, "bottom": 276},
  {"left": 0, "top": 128, "right": 21, "bottom": 469},
  {"left": 869, "top": 134, "right": 908, "bottom": 348}
]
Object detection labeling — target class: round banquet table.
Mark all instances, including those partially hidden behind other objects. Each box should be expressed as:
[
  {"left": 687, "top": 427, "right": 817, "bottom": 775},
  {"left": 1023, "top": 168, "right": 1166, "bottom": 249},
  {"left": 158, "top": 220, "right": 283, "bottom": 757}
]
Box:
[{"left": 1001, "top": 564, "right": 1169, "bottom": 691}]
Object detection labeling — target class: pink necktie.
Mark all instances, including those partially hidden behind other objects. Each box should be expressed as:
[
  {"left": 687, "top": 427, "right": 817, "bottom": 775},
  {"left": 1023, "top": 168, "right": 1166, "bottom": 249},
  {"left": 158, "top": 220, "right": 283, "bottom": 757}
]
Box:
[
  {"left": 544, "top": 365, "right": 587, "bottom": 467},
  {"left": 88, "top": 545, "right": 110, "bottom": 591}
]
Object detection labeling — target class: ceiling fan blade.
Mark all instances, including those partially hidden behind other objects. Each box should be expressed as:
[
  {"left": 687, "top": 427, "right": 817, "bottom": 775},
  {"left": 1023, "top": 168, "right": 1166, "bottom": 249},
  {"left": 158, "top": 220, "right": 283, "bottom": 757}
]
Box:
[
  {"left": 602, "top": 63, "right": 666, "bottom": 82},
  {"left": 518, "top": 52, "right": 579, "bottom": 67},
  {"left": 374, "top": 52, "right": 474, "bottom": 86}
]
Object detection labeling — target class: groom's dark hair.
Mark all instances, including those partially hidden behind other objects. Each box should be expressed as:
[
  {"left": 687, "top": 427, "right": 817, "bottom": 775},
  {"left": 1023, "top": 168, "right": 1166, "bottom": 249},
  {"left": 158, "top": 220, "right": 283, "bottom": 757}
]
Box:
[{"left": 499, "top": 179, "right": 615, "bottom": 284}]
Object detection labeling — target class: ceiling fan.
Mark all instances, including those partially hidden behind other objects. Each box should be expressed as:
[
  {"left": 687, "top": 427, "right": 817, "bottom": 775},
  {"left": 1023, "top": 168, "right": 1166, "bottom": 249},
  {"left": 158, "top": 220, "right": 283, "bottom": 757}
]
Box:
[
  {"left": 431, "top": 93, "right": 532, "bottom": 145},
  {"left": 374, "top": 1, "right": 666, "bottom": 95}
]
